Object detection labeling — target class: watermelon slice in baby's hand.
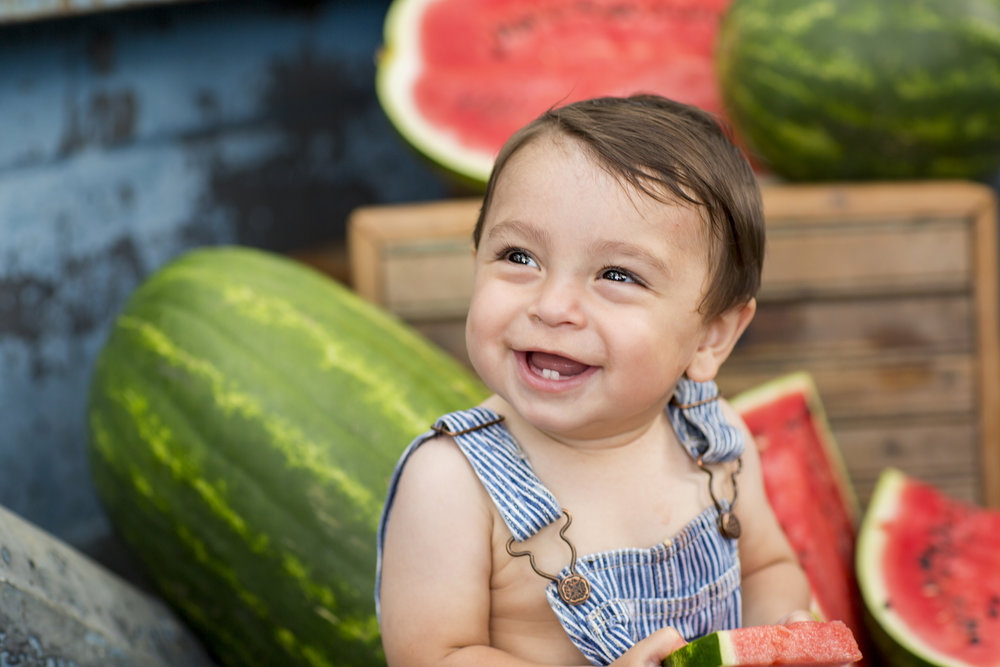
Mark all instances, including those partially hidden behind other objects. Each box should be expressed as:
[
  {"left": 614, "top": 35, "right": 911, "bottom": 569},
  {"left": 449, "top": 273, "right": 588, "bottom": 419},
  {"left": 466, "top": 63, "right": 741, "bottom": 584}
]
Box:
[{"left": 662, "top": 621, "right": 862, "bottom": 667}]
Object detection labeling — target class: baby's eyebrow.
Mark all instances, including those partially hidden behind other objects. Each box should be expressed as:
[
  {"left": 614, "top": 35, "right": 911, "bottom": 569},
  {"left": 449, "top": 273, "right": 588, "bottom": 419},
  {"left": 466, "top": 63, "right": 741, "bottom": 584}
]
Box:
[
  {"left": 591, "top": 240, "right": 669, "bottom": 274},
  {"left": 485, "top": 219, "right": 550, "bottom": 247}
]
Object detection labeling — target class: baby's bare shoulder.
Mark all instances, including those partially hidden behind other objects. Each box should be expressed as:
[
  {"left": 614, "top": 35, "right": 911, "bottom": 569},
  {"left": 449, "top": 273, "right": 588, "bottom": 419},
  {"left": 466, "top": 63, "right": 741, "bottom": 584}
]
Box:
[
  {"left": 401, "top": 434, "right": 474, "bottom": 480},
  {"left": 393, "top": 434, "right": 492, "bottom": 517}
]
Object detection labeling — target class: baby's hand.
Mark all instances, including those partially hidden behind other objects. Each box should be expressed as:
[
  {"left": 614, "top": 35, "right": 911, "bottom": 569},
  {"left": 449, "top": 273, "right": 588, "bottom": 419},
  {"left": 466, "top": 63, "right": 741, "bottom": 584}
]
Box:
[
  {"left": 778, "top": 609, "right": 817, "bottom": 624},
  {"left": 609, "top": 627, "right": 687, "bottom": 667}
]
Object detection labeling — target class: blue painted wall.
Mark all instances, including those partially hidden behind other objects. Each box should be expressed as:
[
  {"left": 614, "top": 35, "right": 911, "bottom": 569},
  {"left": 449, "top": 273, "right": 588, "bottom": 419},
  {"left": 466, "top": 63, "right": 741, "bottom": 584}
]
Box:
[{"left": 0, "top": 0, "right": 453, "bottom": 565}]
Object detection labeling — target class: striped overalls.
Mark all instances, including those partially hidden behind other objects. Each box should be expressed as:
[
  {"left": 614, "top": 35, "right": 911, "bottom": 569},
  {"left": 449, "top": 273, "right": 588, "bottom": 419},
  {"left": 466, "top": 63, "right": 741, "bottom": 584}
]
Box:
[{"left": 376, "top": 378, "right": 744, "bottom": 665}]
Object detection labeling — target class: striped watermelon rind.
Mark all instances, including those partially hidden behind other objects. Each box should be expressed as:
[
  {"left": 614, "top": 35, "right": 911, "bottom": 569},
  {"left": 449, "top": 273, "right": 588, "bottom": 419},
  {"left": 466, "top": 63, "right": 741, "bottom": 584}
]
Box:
[
  {"left": 88, "top": 246, "right": 488, "bottom": 666},
  {"left": 715, "top": 0, "right": 1000, "bottom": 181}
]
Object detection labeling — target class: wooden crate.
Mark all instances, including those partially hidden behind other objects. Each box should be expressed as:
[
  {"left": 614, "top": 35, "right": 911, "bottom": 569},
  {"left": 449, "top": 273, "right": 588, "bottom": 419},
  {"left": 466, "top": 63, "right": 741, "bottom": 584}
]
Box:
[{"left": 347, "top": 182, "right": 1000, "bottom": 508}]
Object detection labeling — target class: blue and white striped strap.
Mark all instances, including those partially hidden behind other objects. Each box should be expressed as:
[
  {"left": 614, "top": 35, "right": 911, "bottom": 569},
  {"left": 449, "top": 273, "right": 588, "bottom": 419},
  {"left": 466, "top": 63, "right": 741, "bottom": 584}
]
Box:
[
  {"left": 667, "top": 378, "right": 745, "bottom": 464},
  {"left": 435, "top": 407, "right": 564, "bottom": 543}
]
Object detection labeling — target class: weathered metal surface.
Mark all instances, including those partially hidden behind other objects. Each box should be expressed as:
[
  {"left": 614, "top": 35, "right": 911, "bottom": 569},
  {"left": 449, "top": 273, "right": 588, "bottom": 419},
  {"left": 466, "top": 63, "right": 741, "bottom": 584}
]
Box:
[
  {"left": 0, "top": 0, "right": 451, "bottom": 561},
  {"left": 0, "top": 502, "right": 215, "bottom": 666},
  {"left": 0, "top": 0, "right": 209, "bottom": 25}
]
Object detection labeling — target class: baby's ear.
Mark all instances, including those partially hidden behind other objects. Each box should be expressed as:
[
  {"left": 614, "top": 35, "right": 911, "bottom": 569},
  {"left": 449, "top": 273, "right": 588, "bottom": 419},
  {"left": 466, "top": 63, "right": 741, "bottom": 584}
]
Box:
[{"left": 685, "top": 299, "right": 756, "bottom": 382}]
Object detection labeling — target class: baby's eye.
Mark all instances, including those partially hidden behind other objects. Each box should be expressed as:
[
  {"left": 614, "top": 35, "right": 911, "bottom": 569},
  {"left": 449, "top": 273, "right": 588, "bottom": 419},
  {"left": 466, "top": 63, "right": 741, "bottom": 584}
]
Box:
[
  {"left": 502, "top": 248, "right": 537, "bottom": 267},
  {"left": 600, "top": 267, "right": 640, "bottom": 284}
]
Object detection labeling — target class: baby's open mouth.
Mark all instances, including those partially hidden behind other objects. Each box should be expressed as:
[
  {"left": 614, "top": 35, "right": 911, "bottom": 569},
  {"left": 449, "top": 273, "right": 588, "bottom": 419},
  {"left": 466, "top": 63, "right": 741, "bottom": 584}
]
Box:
[{"left": 527, "top": 351, "right": 590, "bottom": 381}]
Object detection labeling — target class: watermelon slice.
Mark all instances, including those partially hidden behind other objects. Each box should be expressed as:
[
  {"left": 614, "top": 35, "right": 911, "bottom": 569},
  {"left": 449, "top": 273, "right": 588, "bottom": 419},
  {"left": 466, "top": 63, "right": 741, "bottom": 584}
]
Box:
[
  {"left": 663, "top": 621, "right": 863, "bottom": 667},
  {"left": 857, "top": 468, "right": 1000, "bottom": 667},
  {"left": 731, "top": 373, "right": 868, "bottom": 655},
  {"left": 376, "top": 0, "right": 732, "bottom": 186}
]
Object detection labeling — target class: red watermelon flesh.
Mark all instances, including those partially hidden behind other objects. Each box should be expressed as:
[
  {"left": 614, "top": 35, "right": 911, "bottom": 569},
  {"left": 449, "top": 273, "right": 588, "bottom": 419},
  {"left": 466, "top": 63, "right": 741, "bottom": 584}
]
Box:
[
  {"left": 759, "top": 444, "right": 858, "bottom": 625},
  {"left": 721, "top": 622, "right": 862, "bottom": 665},
  {"left": 662, "top": 620, "right": 863, "bottom": 667},
  {"left": 378, "top": 0, "right": 733, "bottom": 185},
  {"left": 732, "top": 373, "right": 868, "bottom": 658},
  {"left": 419, "top": 0, "right": 728, "bottom": 154},
  {"left": 858, "top": 469, "right": 1000, "bottom": 666}
]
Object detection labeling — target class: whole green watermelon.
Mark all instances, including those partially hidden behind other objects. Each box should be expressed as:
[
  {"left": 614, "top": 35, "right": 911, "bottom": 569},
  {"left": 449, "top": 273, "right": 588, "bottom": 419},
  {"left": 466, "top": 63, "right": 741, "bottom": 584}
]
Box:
[
  {"left": 87, "top": 246, "right": 487, "bottom": 666},
  {"left": 716, "top": 0, "right": 1000, "bottom": 181}
]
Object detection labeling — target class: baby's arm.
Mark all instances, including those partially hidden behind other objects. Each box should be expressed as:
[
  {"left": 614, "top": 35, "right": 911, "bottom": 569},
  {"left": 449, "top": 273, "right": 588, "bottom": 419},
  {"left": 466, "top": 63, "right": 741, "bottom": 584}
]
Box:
[
  {"left": 719, "top": 401, "right": 814, "bottom": 626},
  {"left": 379, "top": 435, "right": 510, "bottom": 665},
  {"left": 379, "top": 436, "right": 688, "bottom": 666}
]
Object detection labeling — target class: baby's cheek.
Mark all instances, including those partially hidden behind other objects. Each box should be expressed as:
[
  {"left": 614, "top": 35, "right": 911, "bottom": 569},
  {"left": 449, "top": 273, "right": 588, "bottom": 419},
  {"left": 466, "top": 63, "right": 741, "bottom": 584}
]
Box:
[{"left": 464, "top": 314, "right": 496, "bottom": 377}]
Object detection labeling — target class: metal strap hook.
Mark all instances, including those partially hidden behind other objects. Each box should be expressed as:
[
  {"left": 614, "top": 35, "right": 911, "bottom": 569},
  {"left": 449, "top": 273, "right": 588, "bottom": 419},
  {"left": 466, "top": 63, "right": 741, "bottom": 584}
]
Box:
[
  {"left": 506, "top": 510, "right": 591, "bottom": 606},
  {"left": 696, "top": 456, "right": 743, "bottom": 539}
]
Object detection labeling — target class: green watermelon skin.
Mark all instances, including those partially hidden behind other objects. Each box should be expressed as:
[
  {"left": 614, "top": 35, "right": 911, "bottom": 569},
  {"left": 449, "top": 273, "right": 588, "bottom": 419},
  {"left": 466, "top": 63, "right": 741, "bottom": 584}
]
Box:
[
  {"left": 716, "top": 0, "right": 1000, "bottom": 181},
  {"left": 87, "top": 246, "right": 488, "bottom": 666}
]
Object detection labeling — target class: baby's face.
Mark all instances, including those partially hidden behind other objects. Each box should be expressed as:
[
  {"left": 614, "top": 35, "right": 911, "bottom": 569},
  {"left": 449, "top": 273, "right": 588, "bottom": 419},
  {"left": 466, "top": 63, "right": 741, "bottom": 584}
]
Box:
[{"left": 466, "top": 133, "right": 716, "bottom": 441}]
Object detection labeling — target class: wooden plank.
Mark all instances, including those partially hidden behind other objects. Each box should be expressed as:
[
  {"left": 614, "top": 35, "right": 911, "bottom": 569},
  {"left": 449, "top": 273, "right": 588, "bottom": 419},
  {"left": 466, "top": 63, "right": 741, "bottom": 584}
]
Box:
[
  {"left": 761, "top": 181, "right": 997, "bottom": 222},
  {"left": 850, "top": 470, "right": 979, "bottom": 507},
  {"left": 741, "top": 294, "right": 974, "bottom": 360},
  {"left": 970, "top": 187, "right": 1000, "bottom": 507},
  {"left": 718, "top": 353, "right": 976, "bottom": 421},
  {"left": 833, "top": 418, "right": 978, "bottom": 505},
  {"left": 348, "top": 198, "right": 479, "bottom": 317},
  {"left": 761, "top": 220, "right": 970, "bottom": 299},
  {"left": 383, "top": 239, "right": 476, "bottom": 318}
]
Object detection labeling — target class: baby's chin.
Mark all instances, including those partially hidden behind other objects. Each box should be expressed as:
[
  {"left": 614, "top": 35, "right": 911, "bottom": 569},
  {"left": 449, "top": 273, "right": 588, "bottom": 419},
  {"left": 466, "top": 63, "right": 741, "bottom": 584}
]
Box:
[{"left": 510, "top": 405, "right": 641, "bottom": 444}]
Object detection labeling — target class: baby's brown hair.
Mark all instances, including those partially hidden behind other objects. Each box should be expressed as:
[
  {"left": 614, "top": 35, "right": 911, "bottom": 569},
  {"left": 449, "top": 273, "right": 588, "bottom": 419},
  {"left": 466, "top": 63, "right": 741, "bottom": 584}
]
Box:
[{"left": 473, "top": 94, "right": 764, "bottom": 321}]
